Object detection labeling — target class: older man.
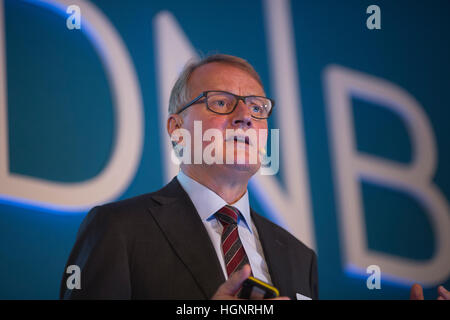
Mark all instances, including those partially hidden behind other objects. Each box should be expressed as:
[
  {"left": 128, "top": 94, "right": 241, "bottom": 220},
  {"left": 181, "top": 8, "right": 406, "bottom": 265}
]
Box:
[{"left": 60, "top": 53, "right": 318, "bottom": 300}]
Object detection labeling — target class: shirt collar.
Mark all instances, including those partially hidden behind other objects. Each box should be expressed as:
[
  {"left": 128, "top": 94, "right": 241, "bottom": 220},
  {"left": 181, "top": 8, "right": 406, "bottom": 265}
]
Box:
[{"left": 176, "top": 170, "right": 252, "bottom": 233}]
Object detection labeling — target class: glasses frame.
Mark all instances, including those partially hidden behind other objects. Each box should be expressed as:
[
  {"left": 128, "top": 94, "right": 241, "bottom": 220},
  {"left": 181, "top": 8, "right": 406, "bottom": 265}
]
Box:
[{"left": 176, "top": 90, "right": 275, "bottom": 119}]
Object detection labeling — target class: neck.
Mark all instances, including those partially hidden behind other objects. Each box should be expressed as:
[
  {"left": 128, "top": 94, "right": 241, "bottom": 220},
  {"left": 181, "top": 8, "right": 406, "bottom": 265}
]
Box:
[{"left": 180, "top": 164, "right": 250, "bottom": 204}]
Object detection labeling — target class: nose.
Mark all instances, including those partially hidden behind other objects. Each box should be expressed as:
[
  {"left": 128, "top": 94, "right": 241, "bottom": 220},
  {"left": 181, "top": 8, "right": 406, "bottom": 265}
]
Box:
[{"left": 231, "top": 99, "right": 253, "bottom": 128}]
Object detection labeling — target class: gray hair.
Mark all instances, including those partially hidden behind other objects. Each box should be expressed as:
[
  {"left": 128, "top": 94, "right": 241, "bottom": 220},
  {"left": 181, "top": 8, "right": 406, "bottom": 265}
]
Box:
[{"left": 168, "top": 54, "right": 264, "bottom": 115}]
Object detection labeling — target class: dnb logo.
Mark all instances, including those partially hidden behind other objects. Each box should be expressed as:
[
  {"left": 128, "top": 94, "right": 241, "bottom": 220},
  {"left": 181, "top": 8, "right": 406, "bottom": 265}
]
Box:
[{"left": 1, "top": 0, "right": 449, "bottom": 288}]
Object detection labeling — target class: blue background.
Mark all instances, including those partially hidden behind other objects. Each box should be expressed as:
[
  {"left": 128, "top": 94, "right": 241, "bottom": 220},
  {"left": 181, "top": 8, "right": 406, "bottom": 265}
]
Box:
[{"left": 1, "top": 0, "right": 449, "bottom": 299}]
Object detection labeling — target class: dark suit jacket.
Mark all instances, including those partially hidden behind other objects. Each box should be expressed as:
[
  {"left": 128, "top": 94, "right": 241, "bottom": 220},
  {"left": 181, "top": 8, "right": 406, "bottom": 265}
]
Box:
[{"left": 60, "top": 177, "right": 318, "bottom": 299}]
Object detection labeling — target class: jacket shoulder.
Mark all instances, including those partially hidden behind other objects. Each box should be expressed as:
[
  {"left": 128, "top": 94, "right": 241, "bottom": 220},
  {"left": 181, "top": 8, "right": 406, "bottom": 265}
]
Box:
[
  {"left": 86, "top": 177, "right": 182, "bottom": 223},
  {"left": 78, "top": 177, "right": 184, "bottom": 236}
]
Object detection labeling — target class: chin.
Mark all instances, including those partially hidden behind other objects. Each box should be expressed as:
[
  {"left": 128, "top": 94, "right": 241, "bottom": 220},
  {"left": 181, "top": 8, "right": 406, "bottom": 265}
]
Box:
[{"left": 223, "top": 162, "right": 260, "bottom": 176}]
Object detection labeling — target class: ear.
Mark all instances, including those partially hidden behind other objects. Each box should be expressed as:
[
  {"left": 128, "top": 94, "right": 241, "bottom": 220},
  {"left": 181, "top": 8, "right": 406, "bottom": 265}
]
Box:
[{"left": 167, "top": 114, "right": 184, "bottom": 139}]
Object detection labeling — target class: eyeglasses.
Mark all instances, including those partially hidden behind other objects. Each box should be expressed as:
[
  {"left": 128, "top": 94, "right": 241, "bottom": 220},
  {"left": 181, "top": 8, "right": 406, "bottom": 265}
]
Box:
[{"left": 176, "top": 90, "right": 274, "bottom": 119}]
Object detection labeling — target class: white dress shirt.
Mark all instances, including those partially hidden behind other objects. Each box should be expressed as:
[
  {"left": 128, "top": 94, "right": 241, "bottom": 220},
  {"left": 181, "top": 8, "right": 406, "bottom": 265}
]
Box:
[{"left": 177, "top": 170, "right": 272, "bottom": 284}]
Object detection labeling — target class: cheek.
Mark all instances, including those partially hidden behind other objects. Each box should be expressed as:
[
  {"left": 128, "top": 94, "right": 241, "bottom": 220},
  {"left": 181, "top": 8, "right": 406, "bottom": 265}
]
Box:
[
  {"left": 183, "top": 111, "right": 222, "bottom": 134},
  {"left": 191, "top": 117, "right": 229, "bottom": 149},
  {"left": 202, "top": 117, "right": 229, "bottom": 136},
  {"left": 257, "top": 120, "right": 268, "bottom": 130}
]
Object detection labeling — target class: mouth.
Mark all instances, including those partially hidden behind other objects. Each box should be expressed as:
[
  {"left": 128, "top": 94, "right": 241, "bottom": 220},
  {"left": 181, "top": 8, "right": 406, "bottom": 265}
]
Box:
[{"left": 233, "top": 136, "right": 251, "bottom": 145}]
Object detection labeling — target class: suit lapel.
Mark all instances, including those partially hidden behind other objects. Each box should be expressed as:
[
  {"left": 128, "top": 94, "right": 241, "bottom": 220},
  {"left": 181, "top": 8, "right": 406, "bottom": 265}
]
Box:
[
  {"left": 251, "top": 210, "right": 293, "bottom": 297},
  {"left": 148, "top": 178, "right": 225, "bottom": 299}
]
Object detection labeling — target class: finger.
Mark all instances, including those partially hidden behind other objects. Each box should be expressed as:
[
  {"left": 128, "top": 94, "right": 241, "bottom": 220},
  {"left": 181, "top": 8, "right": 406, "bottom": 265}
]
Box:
[
  {"left": 220, "top": 264, "right": 252, "bottom": 296},
  {"left": 438, "top": 286, "right": 450, "bottom": 300},
  {"left": 268, "top": 296, "right": 291, "bottom": 300},
  {"left": 437, "top": 296, "right": 444, "bottom": 300},
  {"left": 410, "top": 283, "right": 424, "bottom": 300}
]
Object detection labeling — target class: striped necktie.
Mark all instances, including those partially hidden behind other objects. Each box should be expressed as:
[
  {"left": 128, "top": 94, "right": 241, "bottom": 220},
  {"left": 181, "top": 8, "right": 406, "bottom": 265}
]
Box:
[{"left": 215, "top": 205, "right": 251, "bottom": 277}]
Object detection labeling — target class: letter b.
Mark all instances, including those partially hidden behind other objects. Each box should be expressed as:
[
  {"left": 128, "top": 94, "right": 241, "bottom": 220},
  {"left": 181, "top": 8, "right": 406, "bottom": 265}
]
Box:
[{"left": 324, "top": 65, "right": 450, "bottom": 286}]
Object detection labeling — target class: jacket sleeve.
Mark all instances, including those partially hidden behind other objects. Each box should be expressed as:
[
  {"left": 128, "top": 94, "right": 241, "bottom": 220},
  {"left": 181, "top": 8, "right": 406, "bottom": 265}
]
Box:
[{"left": 59, "top": 206, "right": 132, "bottom": 299}]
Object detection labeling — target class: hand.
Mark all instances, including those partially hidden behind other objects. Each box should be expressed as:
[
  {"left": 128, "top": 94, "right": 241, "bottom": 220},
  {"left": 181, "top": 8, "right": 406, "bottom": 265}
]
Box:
[
  {"left": 211, "top": 264, "right": 290, "bottom": 300},
  {"left": 410, "top": 283, "right": 450, "bottom": 300}
]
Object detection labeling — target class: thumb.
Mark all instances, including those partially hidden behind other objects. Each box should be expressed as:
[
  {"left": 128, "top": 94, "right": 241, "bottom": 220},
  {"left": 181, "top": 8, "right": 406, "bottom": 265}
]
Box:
[
  {"left": 220, "top": 264, "right": 252, "bottom": 296},
  {"left": 410, "top": 283, "right": 424, "bottom": 300}
]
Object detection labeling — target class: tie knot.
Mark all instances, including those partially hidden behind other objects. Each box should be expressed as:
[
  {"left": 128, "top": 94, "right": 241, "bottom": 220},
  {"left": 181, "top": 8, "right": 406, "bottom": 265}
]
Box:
[{"left": 215, "top": 205, "right": 240, "bottom": 226}]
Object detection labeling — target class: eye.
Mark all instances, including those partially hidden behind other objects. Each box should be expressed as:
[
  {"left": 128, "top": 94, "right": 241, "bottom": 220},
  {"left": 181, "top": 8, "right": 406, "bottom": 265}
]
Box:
[
  {"left": 214, "top": 100, "right": 227, "bottom": 108},
  {"left": 209, "top": 95, "right": 233, "bottom": 109},
  {"left": 246, "top": 96, "right": 270, "bottom": 116},
  {"left": 251, "top": 105, "right": 263, "bottom": 113}
]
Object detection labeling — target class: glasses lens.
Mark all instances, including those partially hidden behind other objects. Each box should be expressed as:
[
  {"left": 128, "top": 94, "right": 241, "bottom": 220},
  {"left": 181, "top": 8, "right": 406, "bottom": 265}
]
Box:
[
  {"left": 246, "top": 96, "right": 272, "bottom": 118},
  {"left": 207, "top": 92, "right": 236, "bottom": 113}
]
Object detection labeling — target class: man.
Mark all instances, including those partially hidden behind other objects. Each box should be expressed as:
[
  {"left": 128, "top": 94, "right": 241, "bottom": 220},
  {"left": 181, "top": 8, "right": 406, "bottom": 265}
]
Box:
[{"left": 60, "top": 54, "right": 318, "bottom": 299}]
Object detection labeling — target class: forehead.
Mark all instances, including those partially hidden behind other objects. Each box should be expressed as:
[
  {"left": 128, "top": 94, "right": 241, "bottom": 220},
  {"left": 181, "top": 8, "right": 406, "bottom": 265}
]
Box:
[{"left": 187, "top": 62, "right": 264, "bottom": 97}]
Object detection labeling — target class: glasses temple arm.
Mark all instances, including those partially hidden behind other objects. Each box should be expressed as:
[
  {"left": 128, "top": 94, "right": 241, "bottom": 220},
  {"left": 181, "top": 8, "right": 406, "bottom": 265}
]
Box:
[{"left": 176, "top": 92, "right": 206, "bottom": 114}]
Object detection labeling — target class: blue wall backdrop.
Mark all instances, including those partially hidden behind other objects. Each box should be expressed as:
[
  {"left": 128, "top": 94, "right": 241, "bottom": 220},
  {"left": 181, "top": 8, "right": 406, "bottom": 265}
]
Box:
[{"left": 1, "top": 0, "right": 449, "bottom": 299}]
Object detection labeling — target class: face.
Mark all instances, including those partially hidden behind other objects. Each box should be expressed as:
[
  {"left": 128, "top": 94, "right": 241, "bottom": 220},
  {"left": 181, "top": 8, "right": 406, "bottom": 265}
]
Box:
[{"left": 168, "top": 62, "right": 268, "bottom": 178}]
